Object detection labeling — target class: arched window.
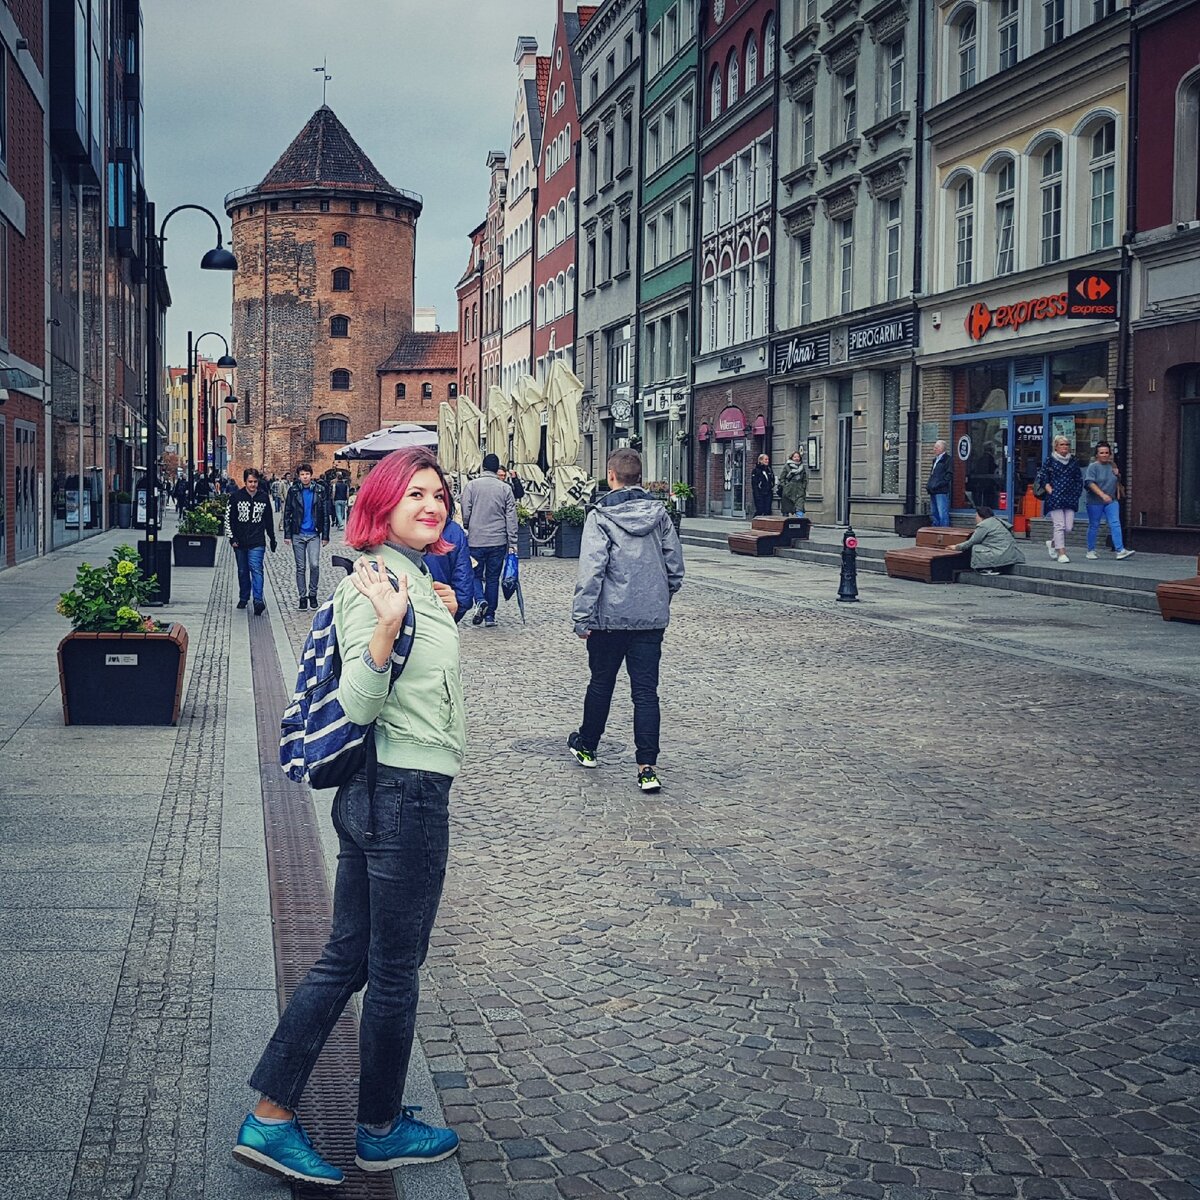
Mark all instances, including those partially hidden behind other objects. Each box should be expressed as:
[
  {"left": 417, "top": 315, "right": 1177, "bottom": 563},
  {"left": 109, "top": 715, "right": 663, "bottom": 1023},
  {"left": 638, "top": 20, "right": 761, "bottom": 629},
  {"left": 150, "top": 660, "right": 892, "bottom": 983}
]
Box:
[
  {"left": 764, "top": 15, "right": 777, "bottom": 74},
  {"left": 330, "top": 315, "right": 349, "bottom": 338},
  {"left": 548, "top": 208, "right": 558, "bottom": 248},
  {"left": 331, "top": 369, "right": 351, "bottom": 391},
  {"left": 538, "top": 216, "right": 547, "bottom": 251},
  {"left": 422, "top": 382, "right": 433, "bottom": 399},
  {"left": 992, "top": 156, "right": 1017, "bottom": 275},
  {"left": 566, "top": 191, "right": 577, "bottom": 235},
  {"left": 566, "top": 265, "right": 576, "bottom": 311},
  {"left": 395, "top": 383, "right": 407, "bottom": 399},
  {"left": 1175, "top": 69, "right": 1200, "bottom": 222},
  {"left": 955, "top": 177, "right": 975, "bottom": 285},
  {"left": 957, "top": 10, "right": 978, "bottom": 91},
  {"left": 537, "top": 285, "right": 546, "bottom": 326},
  {"left": 318, "top": 416, "right": 348, "bottom": 443},
  {"left": 332, "top": 268, "right": 351, "bottom": 292},
  {"left": 745, "top": 35, "right": 759, "bottom": 91},
  {"left": 727, "top": 50, "right": 739, "bottom": 107},
  {"left": 1039, "top": 139, "right": 1063, "bottom": 264},
  {"left": 711, "top": 66, "right": 722, "bottom": 120},
  {"left": 332, "top": 232, "right": 349, "bottom": 248},
  {"left": 449, "top": 383, "right": 459, "bottom": 399},
  {"left": 1089, "top": 118, "right": 1116, "bottom": 250},
  {"left": 558, "top": 199, "right": 567, "bottom": 243}
]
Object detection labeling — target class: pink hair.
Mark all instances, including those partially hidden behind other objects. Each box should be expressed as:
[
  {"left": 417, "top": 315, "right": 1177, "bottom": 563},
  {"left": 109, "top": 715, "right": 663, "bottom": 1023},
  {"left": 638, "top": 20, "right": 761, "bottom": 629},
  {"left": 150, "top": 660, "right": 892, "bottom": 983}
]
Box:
[{"left": 345, "top": 447, "right": 453, "bottom": 554}]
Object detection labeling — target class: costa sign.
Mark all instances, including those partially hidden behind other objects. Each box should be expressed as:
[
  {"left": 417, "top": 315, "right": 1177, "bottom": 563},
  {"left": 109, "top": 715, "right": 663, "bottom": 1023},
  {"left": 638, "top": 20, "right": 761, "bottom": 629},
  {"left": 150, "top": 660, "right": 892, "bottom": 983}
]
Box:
[{"left": 965, "top": 292, "right": 1067, "bottom": 341}]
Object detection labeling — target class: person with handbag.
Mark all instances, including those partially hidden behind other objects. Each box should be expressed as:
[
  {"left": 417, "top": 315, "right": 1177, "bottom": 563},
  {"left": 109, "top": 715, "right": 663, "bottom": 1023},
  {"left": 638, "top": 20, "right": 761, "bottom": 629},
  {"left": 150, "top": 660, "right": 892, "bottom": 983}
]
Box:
[
  {"left": 233, "top": 446, "right": 465, "bottom": 1187},
  {"left": 1035, "top": 435, "right": 1085, "bottom": 563},
  {"left": 778, "top": 450, "right": 808, "bottom": 518}
]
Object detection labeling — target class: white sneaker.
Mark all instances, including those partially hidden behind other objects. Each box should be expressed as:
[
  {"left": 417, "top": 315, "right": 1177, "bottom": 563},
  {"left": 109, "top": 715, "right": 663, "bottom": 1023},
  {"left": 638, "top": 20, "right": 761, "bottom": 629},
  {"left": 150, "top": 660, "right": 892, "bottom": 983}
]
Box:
[
  {"left": 1115, "top": 548, "right": 1135, "bottom": 560},
  {"left": 1057, "top": 553, "right": 1070, "bottom": 564},
  {"left": 1046, "top": 540, "right": 1057, "bottom": 560},
  {"left": 1086, "top": 551, "right": 1098, "bottom": 560}
]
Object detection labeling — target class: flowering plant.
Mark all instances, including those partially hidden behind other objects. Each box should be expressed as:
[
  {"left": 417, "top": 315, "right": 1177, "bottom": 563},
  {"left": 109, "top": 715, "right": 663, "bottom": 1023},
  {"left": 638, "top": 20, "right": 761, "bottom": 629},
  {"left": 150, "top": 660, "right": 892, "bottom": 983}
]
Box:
[
  {"left": 57, "top": 545, "right": 161, "bottom": 633},
  {"left": 178, "top": 498, "right": 224, "bottom": 536}
]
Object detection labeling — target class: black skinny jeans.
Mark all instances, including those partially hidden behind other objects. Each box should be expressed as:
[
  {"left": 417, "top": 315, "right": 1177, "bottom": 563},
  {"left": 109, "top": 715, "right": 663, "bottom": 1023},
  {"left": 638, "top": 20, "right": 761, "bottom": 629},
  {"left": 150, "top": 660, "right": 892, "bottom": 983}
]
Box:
[
  {"left": 579, "top": 628, "right": 664, "bottom": 766},
  {"left": 249, "top": 766, "right": 450, "bottom": 1126}
]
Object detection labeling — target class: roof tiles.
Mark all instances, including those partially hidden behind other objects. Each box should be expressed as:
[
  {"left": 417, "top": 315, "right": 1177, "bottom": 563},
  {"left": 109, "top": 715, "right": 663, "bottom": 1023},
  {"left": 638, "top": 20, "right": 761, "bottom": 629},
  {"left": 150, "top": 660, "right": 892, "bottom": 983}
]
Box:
[
  {"left": 258, "top": 106, "right": 395, "bottom": 193},
  {"left": 379, "top": 332, "right": 460, "bottom": 373}
]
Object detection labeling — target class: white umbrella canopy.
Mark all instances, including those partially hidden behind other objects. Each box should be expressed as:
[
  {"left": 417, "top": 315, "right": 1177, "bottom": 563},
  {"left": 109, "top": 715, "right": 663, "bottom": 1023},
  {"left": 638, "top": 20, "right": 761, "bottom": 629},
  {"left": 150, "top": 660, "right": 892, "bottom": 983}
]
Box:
[
  {"left": 511, "top": 375, "right": 544, "bottom": 467},
  {"left": 335, "top": 423, "right": 438, "bottom": 460},
  {"left": 436, "top": 403, "right": 458, "bottom": 476},
  {"left": 485, "top": 386, "right": 511, "bottom": 467},
  {"left": 545, "top": 359, "right": 583, "bottom": 467},
  {"left": 549, "top": 464, "right": 595, "bottom": 511},
  {"left": 457, "top": 395, "right": 484, "bottom": 476}
]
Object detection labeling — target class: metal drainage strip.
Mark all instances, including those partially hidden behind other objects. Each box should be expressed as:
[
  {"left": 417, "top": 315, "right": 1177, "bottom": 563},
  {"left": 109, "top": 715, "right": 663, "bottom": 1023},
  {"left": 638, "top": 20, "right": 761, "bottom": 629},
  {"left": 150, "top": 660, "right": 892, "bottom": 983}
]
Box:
[{"left": 248, "top": 613, "right": 396, "bottom": 1200}]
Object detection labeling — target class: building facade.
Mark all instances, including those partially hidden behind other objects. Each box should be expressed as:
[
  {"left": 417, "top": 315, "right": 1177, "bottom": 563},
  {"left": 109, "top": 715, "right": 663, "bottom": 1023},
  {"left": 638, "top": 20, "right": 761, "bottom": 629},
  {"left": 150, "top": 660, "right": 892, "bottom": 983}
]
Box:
[
  {"left": 378, "top": 331, "right": 460, "bottom": 432},
  {"left": 225, "top": 106, "right": 422, "bottom": 478},
  {"left": 456, "top": 222, "right": 485, "bottom": 403},
  {"left": 534, "top": 1, "right": 592, "bottom": 388},
  {"left": 500, "top": 39, "right": 549, "bottom": 395},
  {"left": 637, "top": 0, "right": 699, "bottom": 491},
  {"left": 692, "top": 1, "right": 776, "bottom": 518},
  {"left": 916, "top": 0, "right": 1129, "bottom": 528},
  {"left": 575, "top": 0, "right": 642, "bottom": 478},
  {"left": 481, "top": 152, "right": 508, "bottom": 396},
  {"left": 1127, "top": 0, "right": 1200, "bottom": 554},
  {"left": 771, "top": 0, "right": 921, "bottom": 530}
]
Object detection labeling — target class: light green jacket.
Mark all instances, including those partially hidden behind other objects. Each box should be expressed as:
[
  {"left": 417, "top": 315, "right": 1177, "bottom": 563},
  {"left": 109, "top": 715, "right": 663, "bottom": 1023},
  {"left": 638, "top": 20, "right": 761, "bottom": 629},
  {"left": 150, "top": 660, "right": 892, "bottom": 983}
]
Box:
[{"left": 333, "top": 543, "right": 466, "bottom": 778}]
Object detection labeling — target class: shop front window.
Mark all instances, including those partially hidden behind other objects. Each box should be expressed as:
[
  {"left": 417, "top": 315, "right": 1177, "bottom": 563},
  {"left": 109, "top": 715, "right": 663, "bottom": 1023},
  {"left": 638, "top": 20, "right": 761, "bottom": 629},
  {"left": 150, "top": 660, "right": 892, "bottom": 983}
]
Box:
[
  {"left": 1050, "top": 343, "right": 1108, "bottom": 405},
  {"left": 953, "top": 361, "right": 1008, "bottom": 413},
  {"left": 952, "top": 416, "right": 1007, "bottom": 511},
  {"left": 1182, "top": 402, "right": 1200, "bottom": 526}
]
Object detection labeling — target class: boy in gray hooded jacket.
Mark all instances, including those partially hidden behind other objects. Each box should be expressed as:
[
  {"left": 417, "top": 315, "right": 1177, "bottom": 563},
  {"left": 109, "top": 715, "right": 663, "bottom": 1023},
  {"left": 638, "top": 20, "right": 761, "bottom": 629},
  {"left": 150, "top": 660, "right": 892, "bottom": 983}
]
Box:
[{"left": 569, "top": 449, "right": 685, "bottom": 793}]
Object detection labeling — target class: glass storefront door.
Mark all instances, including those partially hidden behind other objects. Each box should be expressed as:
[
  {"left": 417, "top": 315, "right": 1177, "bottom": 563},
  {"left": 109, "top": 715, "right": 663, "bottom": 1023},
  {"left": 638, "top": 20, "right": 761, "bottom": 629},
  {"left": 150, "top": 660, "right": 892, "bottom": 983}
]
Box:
[
  {"left": 723, "top": 441, "right": 746, "bottom": 517},
  {"left": 15, "top": 421, "right": 38, "bottom": 561}
]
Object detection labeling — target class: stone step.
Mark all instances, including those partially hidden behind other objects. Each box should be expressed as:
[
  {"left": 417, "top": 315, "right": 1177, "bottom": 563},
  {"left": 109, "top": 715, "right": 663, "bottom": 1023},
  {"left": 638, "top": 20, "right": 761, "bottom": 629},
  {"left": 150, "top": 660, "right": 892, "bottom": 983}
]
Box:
[{"left": 957, "top": 569, "right": 1161, "bottom": 612}]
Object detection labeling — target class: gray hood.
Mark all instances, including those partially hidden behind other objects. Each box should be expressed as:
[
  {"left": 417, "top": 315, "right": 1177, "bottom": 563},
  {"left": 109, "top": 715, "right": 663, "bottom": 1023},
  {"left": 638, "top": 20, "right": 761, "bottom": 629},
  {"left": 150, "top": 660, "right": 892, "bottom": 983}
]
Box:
[{"left": 593, "top": 488, "right": 668, "bottom": 538}]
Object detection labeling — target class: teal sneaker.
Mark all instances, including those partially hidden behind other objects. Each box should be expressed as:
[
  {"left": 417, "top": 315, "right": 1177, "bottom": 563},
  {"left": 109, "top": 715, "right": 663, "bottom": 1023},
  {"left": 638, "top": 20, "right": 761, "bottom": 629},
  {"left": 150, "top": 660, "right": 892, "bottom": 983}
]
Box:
[
  {"left": 232, "top": 1113, "right": 344, "bottom": 1186},
  {"left": 356, "top": 1106, "right": 460, "bottom": 1170}
]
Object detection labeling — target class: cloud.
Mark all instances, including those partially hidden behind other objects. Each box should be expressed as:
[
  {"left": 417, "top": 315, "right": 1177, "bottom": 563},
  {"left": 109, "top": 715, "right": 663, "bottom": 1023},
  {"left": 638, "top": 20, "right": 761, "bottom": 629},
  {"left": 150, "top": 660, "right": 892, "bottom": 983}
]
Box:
[{"left": 145, "top": 0, "right": 554, "bottom": 365}]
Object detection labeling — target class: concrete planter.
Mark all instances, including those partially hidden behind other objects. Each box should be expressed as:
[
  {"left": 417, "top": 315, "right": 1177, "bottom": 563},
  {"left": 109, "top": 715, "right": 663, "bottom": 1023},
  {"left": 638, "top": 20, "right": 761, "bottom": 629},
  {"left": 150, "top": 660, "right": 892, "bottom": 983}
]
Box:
[{"left": 58, "top": 623, "right": 189, "bottom": 726}]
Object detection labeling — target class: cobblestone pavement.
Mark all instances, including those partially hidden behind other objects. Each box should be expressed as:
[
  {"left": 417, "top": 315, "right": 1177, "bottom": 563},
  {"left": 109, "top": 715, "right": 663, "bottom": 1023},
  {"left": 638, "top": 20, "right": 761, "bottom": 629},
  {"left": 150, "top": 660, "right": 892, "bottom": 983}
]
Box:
[{"left": 264, "top": 538, "right": 1200, "bottom": 1200}]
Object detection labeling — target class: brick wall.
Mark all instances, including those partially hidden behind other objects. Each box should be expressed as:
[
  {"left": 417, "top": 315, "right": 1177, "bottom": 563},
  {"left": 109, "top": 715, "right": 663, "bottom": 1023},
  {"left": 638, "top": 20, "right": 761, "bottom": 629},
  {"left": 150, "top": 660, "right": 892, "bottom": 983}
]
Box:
[
  {"left": 229, "top": 202, "right": 416, "bottom": 478},
  {"left": 7, "top": 38, "right": 45, "bottom": 364},
  {"left": 379, "top": 368, "right": 457, "bottom": 427}
]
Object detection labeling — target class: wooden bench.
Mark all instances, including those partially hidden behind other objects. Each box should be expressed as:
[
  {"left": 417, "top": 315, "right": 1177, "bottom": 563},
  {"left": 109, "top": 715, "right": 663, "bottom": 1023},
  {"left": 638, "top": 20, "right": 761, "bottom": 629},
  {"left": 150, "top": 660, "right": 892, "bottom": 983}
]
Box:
[
  {"left": 727, "top": 515, "right": 813, "bottom": 557},
  {"left": 884, "top": 526, "right": 972, "bottom": 584},
  {"left": 1157, "top": 556, "right": 1200, "bottom": 623}
]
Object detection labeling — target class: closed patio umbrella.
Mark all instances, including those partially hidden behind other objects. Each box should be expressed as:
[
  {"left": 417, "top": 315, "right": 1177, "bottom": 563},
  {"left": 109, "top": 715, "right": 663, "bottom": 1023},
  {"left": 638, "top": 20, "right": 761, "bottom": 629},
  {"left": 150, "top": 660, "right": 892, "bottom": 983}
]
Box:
[
  {"left": 457, "top": 395, "right": 484, "bottom": 477},
  {"left": 436, "top": 402, "right": 458, "bottom": 477},
  {"left": 485, "top": 386, "right": 511, "bottom": 467}
]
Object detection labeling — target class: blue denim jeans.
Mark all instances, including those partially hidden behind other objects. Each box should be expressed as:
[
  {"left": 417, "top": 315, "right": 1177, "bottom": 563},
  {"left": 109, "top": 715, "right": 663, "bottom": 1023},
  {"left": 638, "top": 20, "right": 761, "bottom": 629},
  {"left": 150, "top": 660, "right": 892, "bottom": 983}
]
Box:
[
  {"left": 1086, "top": 500, "right": 1125, "bottom": 552},
  {"left": 234, "top": 545, "right": 266, "bottom": 604},
  {"left": 930, "top": 492, "right": 950, "bottom": 527},
  {"left": 334, "top": 499, "right": 347, "bottom": 527},
  {"left": 579, "top": 628, "right": 665, "bottom": 766},
  {"left": 472, "top": 544, "right": 506, "bottom": 614},
  {"left": 249, "top": 767, "right": 451, "bottom": 1125},
  {"left": 292, "top": 532, "right": 321, "bottom": 598}
]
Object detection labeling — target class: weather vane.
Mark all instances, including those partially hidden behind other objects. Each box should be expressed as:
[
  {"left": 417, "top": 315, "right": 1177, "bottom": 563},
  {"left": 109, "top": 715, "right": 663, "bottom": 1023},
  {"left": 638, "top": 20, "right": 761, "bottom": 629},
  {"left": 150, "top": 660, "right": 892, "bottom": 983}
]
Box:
[{"left": 313, "top": 58, "right": 332, "bottom": 106}]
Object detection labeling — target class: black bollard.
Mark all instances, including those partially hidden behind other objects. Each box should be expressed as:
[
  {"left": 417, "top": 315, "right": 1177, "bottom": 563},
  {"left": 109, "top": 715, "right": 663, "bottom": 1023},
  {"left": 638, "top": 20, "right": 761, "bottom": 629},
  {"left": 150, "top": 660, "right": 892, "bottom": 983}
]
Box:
[{"left": 837, "top": 526, "right": 859, "bottom": 602}]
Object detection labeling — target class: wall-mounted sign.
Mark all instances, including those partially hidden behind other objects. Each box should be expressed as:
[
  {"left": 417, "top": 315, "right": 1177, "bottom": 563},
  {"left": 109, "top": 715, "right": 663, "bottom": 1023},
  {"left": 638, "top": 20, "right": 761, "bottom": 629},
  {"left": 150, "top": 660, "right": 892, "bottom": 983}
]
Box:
[
  {"left": 956, "top": 434, "right": 972, "bottom": 461},
  {"left": 965, "top": 292, "right": 1067, "bottom": 341},
  {"left": 772, "top": 332, "right": 832, "bottom": 375},
  {"left": 719, "top": 354, "right": 745, "bottom": 373},
  {"left": 1066, "top": 270, "right": 1120, "bottom": 320},
  {"left": 715, "top": 406, "right": 746, "bottom": 438},
  {"left": 847, "top": 313, "right": 916, "bottom": 359}
]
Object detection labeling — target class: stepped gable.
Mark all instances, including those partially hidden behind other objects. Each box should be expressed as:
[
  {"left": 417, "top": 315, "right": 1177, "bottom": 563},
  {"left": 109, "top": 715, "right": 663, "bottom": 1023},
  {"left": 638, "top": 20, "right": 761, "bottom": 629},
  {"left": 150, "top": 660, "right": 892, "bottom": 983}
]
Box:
[
  {"left": 379, "top": 332, "right": 460, "bottom": 373},
  {"left": 258, "top": 105, "right": 395, "bottom": 193}
]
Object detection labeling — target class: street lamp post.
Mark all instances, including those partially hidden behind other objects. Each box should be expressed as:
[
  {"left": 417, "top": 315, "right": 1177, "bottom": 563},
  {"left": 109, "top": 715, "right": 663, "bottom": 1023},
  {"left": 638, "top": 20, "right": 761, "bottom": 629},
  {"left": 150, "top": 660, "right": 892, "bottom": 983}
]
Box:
[
  {"left": 142, "top": 201, "right": 237, "bottom": 602},
  {"left": 207, "top": 377, "right": 237, "bottom": 474},
  {"left": 188, "top": 331, "right": 236, "bottom": 503}
]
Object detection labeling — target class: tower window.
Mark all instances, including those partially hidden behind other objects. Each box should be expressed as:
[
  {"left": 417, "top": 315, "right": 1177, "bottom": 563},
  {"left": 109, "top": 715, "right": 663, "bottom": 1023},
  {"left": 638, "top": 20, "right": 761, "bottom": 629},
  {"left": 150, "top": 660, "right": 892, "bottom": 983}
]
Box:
[
  {"left": 332, "top": 268, "right": 351, "bottom": 291},
  {"left": 319, "top": 417, "right": 348, "bottom": 443},
  {"left": 333, "top": 232, "right": 349, "bottom": 247},
  {"left": 331, "top": 369, "right": 351, "bottom": 391},
  {"left": 330, "top": 315, "right": 349, "bottom": 337}
]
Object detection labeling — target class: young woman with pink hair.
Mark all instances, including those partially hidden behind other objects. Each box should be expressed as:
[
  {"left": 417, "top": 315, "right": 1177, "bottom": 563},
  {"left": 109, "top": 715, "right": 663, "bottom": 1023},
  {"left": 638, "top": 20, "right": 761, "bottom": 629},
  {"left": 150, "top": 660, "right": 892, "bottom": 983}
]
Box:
[{"left": 234, "top": 447, "right": 464, "bottom": 1186}]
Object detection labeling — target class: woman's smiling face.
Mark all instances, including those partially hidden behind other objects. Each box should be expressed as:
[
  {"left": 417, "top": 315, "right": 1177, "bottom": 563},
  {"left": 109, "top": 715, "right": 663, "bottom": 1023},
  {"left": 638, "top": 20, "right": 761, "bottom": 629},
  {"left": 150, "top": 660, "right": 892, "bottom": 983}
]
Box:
[{"left": 387, "top": 467, "right": 448, "bottom": 550}]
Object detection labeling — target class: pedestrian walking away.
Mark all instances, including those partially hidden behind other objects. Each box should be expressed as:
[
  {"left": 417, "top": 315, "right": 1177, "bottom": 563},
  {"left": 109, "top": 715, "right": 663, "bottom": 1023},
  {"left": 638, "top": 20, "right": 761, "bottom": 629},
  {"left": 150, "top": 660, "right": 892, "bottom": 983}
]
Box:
[
  {"left": 284, "top": 463, "right": 332, "bottom": 609},
  {"left": 751, "top": 454, "right": 775, "bottom": 517},
  {"left": 953, "top": 506, "right": 1026, "bottom": 575},
  {"left": 226, "top": 468, "right": 277, "bottom": 614},
  {"left": 460, "top": 452, "right": 517, "bottom": 628},
  {"left": 1083, "top": 441, "right": 1135, "bottom": 561},
  {"left": 333, "top": 474, "right": 350, "bottom": 529},
  {"left": 1035, "top": 436, "right": 1084, "bottom": 563},
  {"left": 926, "top": 440, "right": 952, "bottom": 527},
  {"left": 233, "top": 446, "right": 465, "bottom": 1187},
  {"left": 172, "top": 477, "right": 189, "bottom": 513},
  {"left": 569, "top": 448, "right": 685, "bottom": 794},
  {"left": 778, "top": 450, "right": 808, "bottom": 519}
]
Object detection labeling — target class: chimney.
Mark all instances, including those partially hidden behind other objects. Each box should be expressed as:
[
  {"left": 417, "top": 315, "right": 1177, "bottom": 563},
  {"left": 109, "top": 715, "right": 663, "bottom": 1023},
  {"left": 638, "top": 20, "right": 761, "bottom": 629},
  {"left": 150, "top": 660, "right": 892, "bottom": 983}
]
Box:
[{"left": 514, "top": 35, "right": 538, "bottom": 74}]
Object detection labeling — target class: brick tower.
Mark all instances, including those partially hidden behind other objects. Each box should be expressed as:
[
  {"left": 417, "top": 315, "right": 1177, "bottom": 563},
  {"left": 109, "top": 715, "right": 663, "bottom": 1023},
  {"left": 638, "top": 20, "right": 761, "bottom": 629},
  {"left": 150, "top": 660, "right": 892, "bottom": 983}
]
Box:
[{"left": 225, "top": 107, "right": 423, "bottom": 477}]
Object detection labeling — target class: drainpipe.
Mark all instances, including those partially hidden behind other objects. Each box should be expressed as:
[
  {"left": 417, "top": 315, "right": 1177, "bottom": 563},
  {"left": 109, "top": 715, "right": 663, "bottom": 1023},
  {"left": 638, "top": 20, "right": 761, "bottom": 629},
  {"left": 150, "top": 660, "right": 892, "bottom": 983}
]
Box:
[
  {"left": 1115, "top": 8, "right": 1138, "bottom": 534},
  {"left": 905, "top": 0, "right": 929, "bottom": 519}
]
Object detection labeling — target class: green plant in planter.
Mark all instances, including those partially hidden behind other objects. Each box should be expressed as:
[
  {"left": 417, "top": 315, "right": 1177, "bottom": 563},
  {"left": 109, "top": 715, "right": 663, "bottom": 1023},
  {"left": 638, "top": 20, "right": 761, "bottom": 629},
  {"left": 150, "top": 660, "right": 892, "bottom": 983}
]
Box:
[
  {"left": 178, "top": 498, "right": 224, "bottom": 536},
  {"left": 671, "top": 482, "right": 695, "bottom": 503},
  {"left": 113, "top": 490, "right": 132, "bottom": 504},
  {"left": 551, "top": 503, "right": 587, "bottom": 527},
  {"left": 56, "top": 545, "right": 162, "bottom": 633},
  {"left": 517, "top": 503, "right": 535, "bottom": 527}
]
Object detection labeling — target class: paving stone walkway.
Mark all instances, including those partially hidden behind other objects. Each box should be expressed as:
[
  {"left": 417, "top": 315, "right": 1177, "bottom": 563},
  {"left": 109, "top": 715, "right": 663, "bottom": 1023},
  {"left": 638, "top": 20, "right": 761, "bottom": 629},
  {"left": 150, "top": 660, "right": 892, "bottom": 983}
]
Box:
[{"left": 263, "top": 536, "right": 1199, "bottom": 1200}]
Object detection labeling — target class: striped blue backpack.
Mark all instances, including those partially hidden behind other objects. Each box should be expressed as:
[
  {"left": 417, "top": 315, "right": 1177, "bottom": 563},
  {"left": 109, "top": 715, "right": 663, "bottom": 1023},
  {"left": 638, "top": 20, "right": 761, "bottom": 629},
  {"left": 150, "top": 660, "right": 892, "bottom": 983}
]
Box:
[{"left": 279, "top": 582, "right": 416, "bottom": 791}]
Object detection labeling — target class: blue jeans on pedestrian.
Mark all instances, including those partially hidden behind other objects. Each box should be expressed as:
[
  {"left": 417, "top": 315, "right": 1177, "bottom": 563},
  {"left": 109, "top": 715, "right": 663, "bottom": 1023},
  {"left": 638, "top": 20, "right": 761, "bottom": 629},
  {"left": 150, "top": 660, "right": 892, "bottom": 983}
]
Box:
[
  {"left": 334, "top": 499, "right": 347, "bottom": 527},
  {"left": 248, "top": 766, "right": 451, "bottom": 1125},
  {"left": 292, "top": 532, "right": 321, "bottom": 598},
  {"left": 472, "top": 544, "right": 506, "bottom": 615},
  {"left": 234, "top": 545, "right": 265, "bottom": 604},
  {"left": 930, "top": 492, "right": 950, "bottom": 527},
  {"left": 1086, "top": 500, "right": 1125, "bottom": 552},
  {"left": 579, "top": 629, "right": 665, "bottom": 766}
]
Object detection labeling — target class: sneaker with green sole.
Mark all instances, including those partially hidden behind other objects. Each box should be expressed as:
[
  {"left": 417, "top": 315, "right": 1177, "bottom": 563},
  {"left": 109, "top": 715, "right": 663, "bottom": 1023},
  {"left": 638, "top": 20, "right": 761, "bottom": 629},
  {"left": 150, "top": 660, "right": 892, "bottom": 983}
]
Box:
[
  {"left": 637, "top": 767, "right": 662, "bottom": 792},
  {"left": 568, "top": 731, "right": 597, "bottom": 768}
]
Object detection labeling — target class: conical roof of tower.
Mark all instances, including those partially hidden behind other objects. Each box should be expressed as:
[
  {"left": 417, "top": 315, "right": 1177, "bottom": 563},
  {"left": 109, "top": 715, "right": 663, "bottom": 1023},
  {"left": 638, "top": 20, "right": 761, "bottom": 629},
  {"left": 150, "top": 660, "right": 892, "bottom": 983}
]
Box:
[{"left": 258, "top": 106, "right": 396, "bottom": 193}]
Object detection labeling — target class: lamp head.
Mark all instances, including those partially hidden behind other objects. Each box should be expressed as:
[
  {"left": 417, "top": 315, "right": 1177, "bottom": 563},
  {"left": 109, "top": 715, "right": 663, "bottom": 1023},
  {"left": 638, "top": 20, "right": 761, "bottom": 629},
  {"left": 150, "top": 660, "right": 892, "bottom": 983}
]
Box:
[
  {"left": 200, "top": 244, "right": 238, "bottom": 271},
  {"left": 216, "top": 353, "right": 237, "bottom": 369}
]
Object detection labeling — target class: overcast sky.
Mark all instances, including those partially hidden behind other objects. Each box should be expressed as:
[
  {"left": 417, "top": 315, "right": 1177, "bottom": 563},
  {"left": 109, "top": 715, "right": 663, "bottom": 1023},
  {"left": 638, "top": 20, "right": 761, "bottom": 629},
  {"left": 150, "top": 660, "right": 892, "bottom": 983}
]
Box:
[{"left": 145, "top": 0, "right": 555, "bottom": 368}]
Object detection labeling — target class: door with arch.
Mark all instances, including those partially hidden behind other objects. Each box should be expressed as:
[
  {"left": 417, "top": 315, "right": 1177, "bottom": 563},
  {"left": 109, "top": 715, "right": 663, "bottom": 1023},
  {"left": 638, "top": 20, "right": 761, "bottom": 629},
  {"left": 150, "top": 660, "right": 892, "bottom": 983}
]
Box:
[{"left": 1180, "top": 366, "right": 1200, "bottom": 526}]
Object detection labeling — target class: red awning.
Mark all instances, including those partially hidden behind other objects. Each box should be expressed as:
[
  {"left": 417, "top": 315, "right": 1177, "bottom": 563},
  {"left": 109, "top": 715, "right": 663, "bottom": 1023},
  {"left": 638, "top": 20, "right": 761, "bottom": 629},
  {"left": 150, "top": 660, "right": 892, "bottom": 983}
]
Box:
[{"left": 752, "top": 415, "right": 767, "bottom": 435}]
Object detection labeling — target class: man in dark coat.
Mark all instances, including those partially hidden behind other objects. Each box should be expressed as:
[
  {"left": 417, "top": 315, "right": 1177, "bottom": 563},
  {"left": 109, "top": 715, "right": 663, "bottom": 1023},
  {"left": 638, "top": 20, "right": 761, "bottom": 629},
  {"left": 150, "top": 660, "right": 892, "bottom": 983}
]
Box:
[
  {"left": 751, "top": 455, "right": 775, "bottom": 517},
  {"left": 926, "top": 440, "right": 952, "bottom": 527}
]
